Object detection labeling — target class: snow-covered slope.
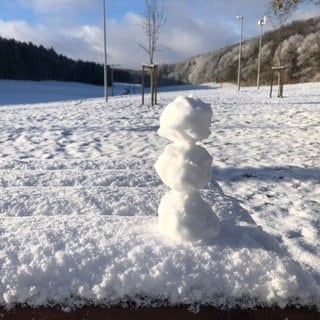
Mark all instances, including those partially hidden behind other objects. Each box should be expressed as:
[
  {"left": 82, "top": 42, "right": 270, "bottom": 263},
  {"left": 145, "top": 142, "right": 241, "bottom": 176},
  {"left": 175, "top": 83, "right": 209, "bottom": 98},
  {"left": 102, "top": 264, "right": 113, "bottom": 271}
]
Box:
[{"left": 0, "top": 82, "right": 319, "bottom": 309}]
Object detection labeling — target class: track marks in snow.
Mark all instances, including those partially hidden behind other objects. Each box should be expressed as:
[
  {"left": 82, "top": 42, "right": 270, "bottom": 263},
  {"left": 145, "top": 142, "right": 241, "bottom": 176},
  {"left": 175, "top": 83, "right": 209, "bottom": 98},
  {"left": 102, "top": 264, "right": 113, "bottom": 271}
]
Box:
[
  {"left": 0, "top": 99, "right": 163, "bottom": 160},
  {"left": 0, "top": 159, "right": 163, "bottom": 217}
]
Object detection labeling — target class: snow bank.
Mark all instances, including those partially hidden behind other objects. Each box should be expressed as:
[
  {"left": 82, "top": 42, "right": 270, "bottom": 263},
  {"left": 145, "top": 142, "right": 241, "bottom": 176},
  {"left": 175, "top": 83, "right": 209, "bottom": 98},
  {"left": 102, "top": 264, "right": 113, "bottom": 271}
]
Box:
[{"left": 0, "top": 80, "right": 103, "bottom": 105}]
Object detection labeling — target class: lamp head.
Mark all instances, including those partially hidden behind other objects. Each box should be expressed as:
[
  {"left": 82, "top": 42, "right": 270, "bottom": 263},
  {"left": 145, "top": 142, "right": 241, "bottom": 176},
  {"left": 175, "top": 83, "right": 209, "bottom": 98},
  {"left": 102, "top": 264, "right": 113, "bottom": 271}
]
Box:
[{"left": 258, "top": 16, "right": 267, "bottom": 25}]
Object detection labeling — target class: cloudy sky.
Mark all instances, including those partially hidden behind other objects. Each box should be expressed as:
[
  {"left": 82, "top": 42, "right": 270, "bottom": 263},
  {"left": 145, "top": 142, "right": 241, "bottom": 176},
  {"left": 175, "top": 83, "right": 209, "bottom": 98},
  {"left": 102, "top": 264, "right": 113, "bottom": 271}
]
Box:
[{"left": 1, "top": 0, "right": 319, "bottom": 69}]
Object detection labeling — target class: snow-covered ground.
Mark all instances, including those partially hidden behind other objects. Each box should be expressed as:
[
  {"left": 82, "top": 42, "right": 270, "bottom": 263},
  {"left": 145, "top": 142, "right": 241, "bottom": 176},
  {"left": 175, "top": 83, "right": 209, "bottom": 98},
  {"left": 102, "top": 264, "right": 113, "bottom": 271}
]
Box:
[
  {"left": 0, "top": 80, "right": 319, "bottom": 310},
  {"left": 0, "top": 80, "right": 144, "bottom": 105}
]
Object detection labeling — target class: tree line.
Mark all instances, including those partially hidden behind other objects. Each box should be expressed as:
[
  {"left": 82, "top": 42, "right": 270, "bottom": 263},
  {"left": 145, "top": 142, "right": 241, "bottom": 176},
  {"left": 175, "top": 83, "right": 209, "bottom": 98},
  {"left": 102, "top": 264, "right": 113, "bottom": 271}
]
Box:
[
  {"left": 0, "top": 36, "right": 181, "bottom": 87},
  {"left": 0, "top": 37, "right": 135, "bottom": 86},
  {"left": 0, "top": 37, "right": 110, "bottom": 85}
]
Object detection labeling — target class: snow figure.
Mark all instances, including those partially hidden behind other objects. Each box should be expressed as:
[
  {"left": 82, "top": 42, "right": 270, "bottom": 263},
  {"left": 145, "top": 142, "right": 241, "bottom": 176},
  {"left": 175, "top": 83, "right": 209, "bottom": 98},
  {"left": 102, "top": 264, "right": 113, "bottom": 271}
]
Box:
[{"left": 155, "top": 96, "right": 220, "bottom": 243}]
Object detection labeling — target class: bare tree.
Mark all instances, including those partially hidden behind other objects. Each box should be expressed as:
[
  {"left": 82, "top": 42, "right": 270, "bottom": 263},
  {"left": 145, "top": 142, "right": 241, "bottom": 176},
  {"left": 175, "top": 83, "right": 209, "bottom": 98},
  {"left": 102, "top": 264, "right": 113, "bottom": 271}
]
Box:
[
  {"left": 269, "top": 0, "right": 320, "bottom": 65},
  {"left": 139, "top": 0, "right": 166, "bottom": 64}
]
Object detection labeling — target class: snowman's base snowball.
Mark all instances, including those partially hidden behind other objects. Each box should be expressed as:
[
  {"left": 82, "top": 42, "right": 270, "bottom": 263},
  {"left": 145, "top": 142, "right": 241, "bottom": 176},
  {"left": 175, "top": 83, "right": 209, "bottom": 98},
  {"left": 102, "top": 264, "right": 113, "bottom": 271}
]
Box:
[{"left": 158, "top": 190, "right": 220, "bottom": 243}]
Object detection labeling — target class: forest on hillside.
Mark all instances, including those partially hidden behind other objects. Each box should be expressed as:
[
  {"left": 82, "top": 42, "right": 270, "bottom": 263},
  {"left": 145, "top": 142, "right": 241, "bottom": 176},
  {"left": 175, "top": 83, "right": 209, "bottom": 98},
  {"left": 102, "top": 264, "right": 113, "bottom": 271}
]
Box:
[
  {"left": 0, "top": 37, "right": 179, "bottom": 87},
  {"left": 158, "top": 17, "right": 320, "bottom": 86},
  {"left": 0, "top": 37, "right": 110, "bottom": 85}
]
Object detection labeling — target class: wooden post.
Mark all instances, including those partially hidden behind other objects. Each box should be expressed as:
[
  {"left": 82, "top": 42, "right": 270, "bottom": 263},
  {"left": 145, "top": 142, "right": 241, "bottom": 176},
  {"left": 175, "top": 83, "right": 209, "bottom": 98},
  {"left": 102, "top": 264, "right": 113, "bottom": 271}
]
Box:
[
  {"left": 154, "top": 65, "right": 158, "bottom": 105},
  {"left": 279, "top": 68, "right": 284, "bottom": 98},
  {"left": 270, "top": 69, "right": 274, "bottom": 98},
  {"left": 270, "top": 66, "right": 286, "bottom": 98},
  {"left": 142, "top": 65, "right": 145, "bottom": 105},
  {"left": 141, "top": 63, "right": 158, "bottom": 106},
  {"left": 150, "top": 66, "right": 154, "bottom": 106}
]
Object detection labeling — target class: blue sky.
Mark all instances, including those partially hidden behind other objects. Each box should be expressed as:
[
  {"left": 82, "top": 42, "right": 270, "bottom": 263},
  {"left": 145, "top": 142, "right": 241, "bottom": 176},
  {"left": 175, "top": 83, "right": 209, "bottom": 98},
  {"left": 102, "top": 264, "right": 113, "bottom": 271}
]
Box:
[{"left": 1, "top": 0, "right": 320, "bottom": 69}]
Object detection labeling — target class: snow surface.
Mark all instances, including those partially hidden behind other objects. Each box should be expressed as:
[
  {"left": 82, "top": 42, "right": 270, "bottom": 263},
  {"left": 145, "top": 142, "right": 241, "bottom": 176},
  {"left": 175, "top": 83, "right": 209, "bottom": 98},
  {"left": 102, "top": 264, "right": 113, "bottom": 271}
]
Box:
[
  {"left": 0, "top": 80, "right": 141, "bottom": 105},
  {"left": 0, "top": 81, "right": 319, "bottom": 309}
]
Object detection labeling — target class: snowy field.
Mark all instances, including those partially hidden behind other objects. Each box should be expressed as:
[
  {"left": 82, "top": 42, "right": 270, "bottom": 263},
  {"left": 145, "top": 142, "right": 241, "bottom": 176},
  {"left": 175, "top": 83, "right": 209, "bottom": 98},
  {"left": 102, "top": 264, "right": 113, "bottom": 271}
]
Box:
[
  {"left": 0, "top": 80, "right": 142, "bottom": 105},
  {"left": 0, "top": 80, "right": 319, "bottom": 310}
]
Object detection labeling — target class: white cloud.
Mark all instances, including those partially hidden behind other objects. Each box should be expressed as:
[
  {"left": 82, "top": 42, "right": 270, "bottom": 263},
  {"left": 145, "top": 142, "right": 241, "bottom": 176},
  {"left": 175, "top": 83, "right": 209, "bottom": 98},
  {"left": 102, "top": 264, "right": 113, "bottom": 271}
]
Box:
[
  {"left": 159, "top": 17, "right": 235, "bottom": 64},
  {"left": 107, "top": 13, "right": 145, "bottom": 68},
  {"left": 62, "top": 25, "right": 103, "bottom": 61},
  {"left": 2, "top": 0, "right": 320, "bottom": 70},
  {"left": 0, "top": 19, "right": 104, "bottom": 64},
  {"left": 0, "top": 19, "right": 50, "bottom": 46},
  {"left": 1, "top": 0, "right": 243, "bottom": 69}
]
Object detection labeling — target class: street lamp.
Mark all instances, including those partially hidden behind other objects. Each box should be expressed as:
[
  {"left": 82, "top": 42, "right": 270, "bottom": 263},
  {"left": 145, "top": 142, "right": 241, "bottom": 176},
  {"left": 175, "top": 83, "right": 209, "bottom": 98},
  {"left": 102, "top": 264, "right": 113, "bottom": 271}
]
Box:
[
  {"left": 236, "top": 16, "right": 244, "bottom": 92},
  {"left": 257, "top": 16, "right": 267, "bottom": 89},
  {"left": 103, "top": 0, "right": 108, "bottom": 102}
]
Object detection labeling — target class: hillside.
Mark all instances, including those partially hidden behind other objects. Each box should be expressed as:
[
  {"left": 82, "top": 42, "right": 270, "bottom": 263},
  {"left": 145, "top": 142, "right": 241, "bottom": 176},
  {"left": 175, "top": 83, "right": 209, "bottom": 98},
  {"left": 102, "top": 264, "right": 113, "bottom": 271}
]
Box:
[
  {"left": 0, "top": 37, "right": 180, "bottom": 87},
  {"left": 0, "top": 37, "right": 110, "bottom": 86},
  {"left": 158, "top": 17, "right": 320, "bottom": 86},
  {"left": 2, "top": 16, "right": 320, "bottom": 88}
]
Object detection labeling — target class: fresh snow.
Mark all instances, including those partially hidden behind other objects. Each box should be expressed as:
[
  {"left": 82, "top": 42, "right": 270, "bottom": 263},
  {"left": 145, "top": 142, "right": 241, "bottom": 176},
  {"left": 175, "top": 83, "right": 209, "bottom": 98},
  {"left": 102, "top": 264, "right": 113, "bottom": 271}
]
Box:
[
  {"left": 0, "top": 80, "right": 141, "bottom": 105},
  {"left": 0, "top": 80, "right": 319, "bottom": 309}
]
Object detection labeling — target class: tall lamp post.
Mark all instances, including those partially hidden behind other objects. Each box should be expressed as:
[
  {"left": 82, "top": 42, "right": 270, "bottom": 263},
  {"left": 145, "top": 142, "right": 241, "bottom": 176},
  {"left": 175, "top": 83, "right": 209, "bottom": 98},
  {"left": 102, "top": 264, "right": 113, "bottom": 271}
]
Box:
[
  {"left": 103, "top": 0, "right": 108, "bottom": 102},
  {"left": 257, "top": 16, "right": 267, "bottom": 89},
  {"left": 236, "top": 16, "right": 244, "bottom": 92}
]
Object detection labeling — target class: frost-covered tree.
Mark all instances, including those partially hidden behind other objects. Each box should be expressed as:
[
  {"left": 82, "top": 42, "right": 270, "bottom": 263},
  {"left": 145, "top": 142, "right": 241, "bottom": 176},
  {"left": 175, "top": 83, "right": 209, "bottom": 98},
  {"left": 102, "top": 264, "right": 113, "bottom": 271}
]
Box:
[
  {"left": 268, "top": 0, "right": 300, "bottom": 66},
  {"left": 216, "top": 50, "right": 237, "bottom": 83},
  {"left": 270, "top": 0, "right": 320, "bottom": 9},
  {"left": 297, "top": 33, "right": 320, "bottom": 80},
  {"left": 281, "top": 34, "right": 304, "bottom": 81}
]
